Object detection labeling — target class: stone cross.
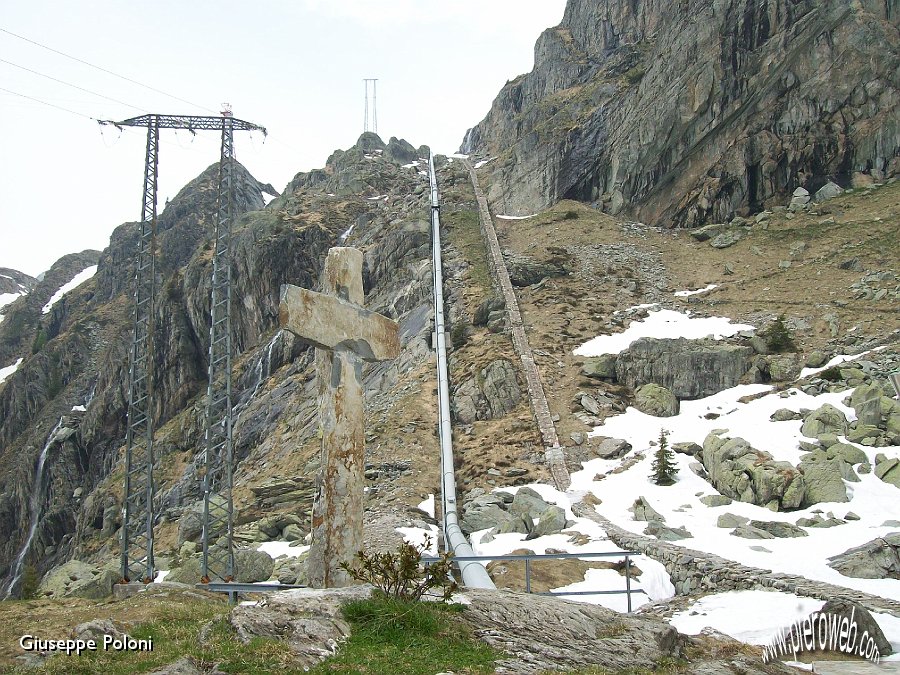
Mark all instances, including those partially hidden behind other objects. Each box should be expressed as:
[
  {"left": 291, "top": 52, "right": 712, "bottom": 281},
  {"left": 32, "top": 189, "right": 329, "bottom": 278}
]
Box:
[{"left": 279, "top": 247, "right": 400, "bottom": 587}]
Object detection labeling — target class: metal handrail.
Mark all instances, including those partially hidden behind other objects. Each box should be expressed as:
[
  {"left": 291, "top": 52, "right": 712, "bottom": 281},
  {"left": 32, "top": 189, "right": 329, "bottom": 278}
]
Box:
[
  {"left": 423, "top": 550, "right": 645, "bottom": 612},
  {"left": 428, "top": 155, "right": 495, "bottom": 589}
]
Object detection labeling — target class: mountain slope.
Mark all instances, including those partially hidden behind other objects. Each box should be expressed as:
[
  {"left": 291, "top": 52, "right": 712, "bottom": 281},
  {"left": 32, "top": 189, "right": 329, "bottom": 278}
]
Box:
[{"left": 463, "top": 0, "right": 899, "bottom": 226}]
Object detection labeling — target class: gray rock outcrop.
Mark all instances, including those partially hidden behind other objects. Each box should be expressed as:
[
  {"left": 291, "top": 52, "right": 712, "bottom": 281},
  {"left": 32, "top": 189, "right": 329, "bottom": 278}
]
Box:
[
  {"left": 38, "top": 560, "right": 119, "bottom": 599},
  {"left": 702, "top": 433, "right": 805, "bottom": 510},
  {"left": 827, "top": 534, "right": 900, "bottom": 580},
  {"left": 452, "top": 359, "right": 522, "bottom": 424},
  {"left": 463, "top": 0, "right": 898, "bottom": 228},
  {"left": 634, "top": 383, "right": 679, "bottom": 417},
  {"left": 614, "top": 338, "right": 753, "bottom": 400}
]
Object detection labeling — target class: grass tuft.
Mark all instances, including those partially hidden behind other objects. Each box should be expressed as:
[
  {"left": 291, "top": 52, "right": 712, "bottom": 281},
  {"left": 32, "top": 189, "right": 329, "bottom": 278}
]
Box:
[{"left": 310, "top": 596, "right": 499, "bottom": 674}]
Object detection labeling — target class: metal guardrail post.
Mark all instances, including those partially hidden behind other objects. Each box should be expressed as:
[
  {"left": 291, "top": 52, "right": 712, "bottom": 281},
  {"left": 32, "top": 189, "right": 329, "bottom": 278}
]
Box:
[
  {"left": 525, "top": 558, "right": 531, "bottom": 594},
  {"left": 625, "top": 555, "right": 633, "bottom": 613}
]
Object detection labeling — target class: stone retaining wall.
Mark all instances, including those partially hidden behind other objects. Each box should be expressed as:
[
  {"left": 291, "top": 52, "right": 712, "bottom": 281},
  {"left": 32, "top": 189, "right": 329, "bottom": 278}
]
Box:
[
  {"left": 463, "top": 160, "right": 569, "bottom": 490},
  {"left": 573, "top": 503, "right": 900, "bottom": 618}
]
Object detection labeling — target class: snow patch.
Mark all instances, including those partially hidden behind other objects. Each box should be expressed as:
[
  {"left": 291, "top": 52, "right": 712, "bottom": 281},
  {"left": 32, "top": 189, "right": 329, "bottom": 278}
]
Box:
[
  {"left": 257, "top": 542, "right": 310, "bottom": 559},
  {"left": 42, "top": 265, "right": 98, "bottom": 315},
  {"left": 0, "top": 358, "right": 23, "bottom": 385},
  {"left": 71, "top": 405, "right": 86, "bottom": 412},
  {"left": 474, "top": 158, "right": 494, "bottom": 169},
  {"left": 574, "top": 309, "right": 754, "bottom": 357},
  {"left": 418, "top": 494, "right": 435, "bottom": 518},
  {"left": 153, "top": 570, "right": 170, "bottom": 583},
  {"left": 674, "top": 284, "right": 718, "bottom": 297},
  {"left": 397, "top": 525, "right": 439, "bottom": 554},
  {"left": 0, "top": 291, "right": 25, "bottom": 312},
  {"left": 497, "top": 214, "right": 539, "bottom": 220}
]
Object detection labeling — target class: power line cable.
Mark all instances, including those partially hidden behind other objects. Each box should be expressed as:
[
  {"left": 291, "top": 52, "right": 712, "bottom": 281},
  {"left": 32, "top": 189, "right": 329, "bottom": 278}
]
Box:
[
  {"left": 0, "top": 26, "right": 219, "bottom": 115},
  {"left": 0, "top": 57, "right": 145, "bottom": 112},
  {"left": 0, "top": 85, "right": 99, "bottom": 120}
]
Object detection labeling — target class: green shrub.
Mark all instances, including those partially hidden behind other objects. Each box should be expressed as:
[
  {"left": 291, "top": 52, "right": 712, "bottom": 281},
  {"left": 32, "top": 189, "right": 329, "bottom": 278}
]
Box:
[
  {"left": 563, "top": 210, "right": 579, "bottom": 220},
  {"left": 760, "top": 314, "right": 797, "bottom": 353},
  {"left": 340, "top": 535, "right": 458, "bottom": 603},
  {"left": 32, "top": 329, "right": 48, "bottom": 354},
  {"left": 20, "top": 564, "right": 39, "bottom": 600},
  {"left": 450, "top": 321, "right": 470, "bottom": 349}
]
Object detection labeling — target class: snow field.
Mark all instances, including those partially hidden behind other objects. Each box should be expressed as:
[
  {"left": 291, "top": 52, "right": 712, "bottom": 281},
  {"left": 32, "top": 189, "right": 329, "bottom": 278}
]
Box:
[{"left": 42, "top": 265, "right": 98, "bottom": 315}]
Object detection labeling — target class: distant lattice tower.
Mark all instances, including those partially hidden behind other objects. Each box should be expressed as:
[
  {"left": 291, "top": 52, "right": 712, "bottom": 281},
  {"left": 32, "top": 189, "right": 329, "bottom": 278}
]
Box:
[{"left": 363, "top": 78, "right": 378, "bottom": 134}]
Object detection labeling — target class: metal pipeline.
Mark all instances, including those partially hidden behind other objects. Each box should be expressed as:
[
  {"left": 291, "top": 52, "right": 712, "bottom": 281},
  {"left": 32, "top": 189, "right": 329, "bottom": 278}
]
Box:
[{"left": 427, "top": 155, "right": 495, "bottom": 589}]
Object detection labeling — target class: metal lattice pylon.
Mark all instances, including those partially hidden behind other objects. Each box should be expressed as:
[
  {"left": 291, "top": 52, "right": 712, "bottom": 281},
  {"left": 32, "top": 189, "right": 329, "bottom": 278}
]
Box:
[
  {"left": 102, "top": 112, "right": 266, "bottom": 585},
  {"left": 121, "top": 117, "right": 160, "bottom": 583},
  {"left": 200, "top": 111, "right": 236, "bottom": 582}
]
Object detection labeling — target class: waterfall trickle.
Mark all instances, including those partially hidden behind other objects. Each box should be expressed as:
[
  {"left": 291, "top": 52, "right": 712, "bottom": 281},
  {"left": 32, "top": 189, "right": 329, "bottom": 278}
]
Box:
[
  {"left": 235, "top": 330, "right": 282, "bottom": 419},
  {"left": 3, "top": 418, "right": 65, "bottom": 598}
]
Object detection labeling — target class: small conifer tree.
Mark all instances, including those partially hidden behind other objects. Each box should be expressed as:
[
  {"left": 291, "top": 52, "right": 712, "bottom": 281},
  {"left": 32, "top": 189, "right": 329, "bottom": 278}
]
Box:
[{"left": 651, "top": 429, "right": 678, "bottom": 486}]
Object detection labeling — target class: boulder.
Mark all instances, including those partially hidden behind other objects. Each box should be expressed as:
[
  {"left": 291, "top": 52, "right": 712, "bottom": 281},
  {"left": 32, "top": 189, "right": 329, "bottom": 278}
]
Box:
[
  {"left": 748, "top": 520, "right": 808, "bottom": 538},
  {"left": 847, "top": 424, "right": 883, "bottom": 444},
  {"left": 701, "top": 433, "right": 806, "bottom": 510},
  {"left": 690, "top": 222, "right": 730, "bottom": 242},
  {"left": 234, "top": 549, "right": 275, "bottom": 583},
  {"left": 827, "top": 534, "right": 900, "bottom": 580},
  {"left": 615, "top": 338, "right": 753, "bottom": 400},
  {"left": 72, "top": 619, "right": 125, "bottom": 643},
  {"left": 709, "top": 230, "right": 743, "bottom": 249},
  {"left": 770, "top": 408, "right": 802, "bottom": 422},
  {"left": 528, "top": 506, "right": 567, "bottom": 538},
  {"left": 700, "top": 495, "right": 733, "bottom": 507},
  {"left": 731, "top": 524, "right": 776, "bottom": 539},
  {"left": 473, "top": 297, "right": 505, "bottom": 327},
  {"left": 804, "top": 350, "right": 829, "bottom": 368},
  {"left": 166, "top": 558, "right": 202, "bottom": 585},
  {"left": 798, "top": 453, "right": 849, "bottom": 505},
  {"left": 178, "top": 495, "right": 229, "bottom": 545},
  {"left": 594, "top": 437, "right": 631, "bottom": 459},
  {"left": 643, "top": 522, "right": 692, "bottom": 541},
  {"left": 766, "top": 354, "right": 803, "bottom": 382},
  {"left": 510, "top": 487, "right": 550, "bottom": 520},
  {"left": 818, "top": 600, "right": 893, "bottom": 656},
  {"left": 581, "top": 355, "right": 617, "bottom": 379},
  {"left": 800, "top": 404, "right": 849, "bottom": 438},
  {"left": 825, "top": 443, "right": 867, "bottom": 465},
  {"left": 462, "top": 501, "right": 513, "bottom": 534},
  {"left": 629, "top": 496, "right": 666, "bottom": 523},
  {"left": 717, "top": 513, "right": 749, "bottom": 528},
  {"left": 580, "top": 394, "right": 603, "bottom": 415},
  {"left": 283, "top": 524, "right": 305, "bottom": 542},
  {"left": 672, "top": 442, "right": 702, "bottom": 457},
  {"left": 634, "top": 383, "right": 679, "bottom": 417},
  {"left": 497, "top": 514, "right": 533, "bottom": 535},
  {"left": 812, "top": 181, "right": 844, "bottom": 203},
  {"left": 874, "top": 458, "right": 900, "bottom": 488},
  {"left": 39, "top": 560, "right": 119, "bottom": 599}
]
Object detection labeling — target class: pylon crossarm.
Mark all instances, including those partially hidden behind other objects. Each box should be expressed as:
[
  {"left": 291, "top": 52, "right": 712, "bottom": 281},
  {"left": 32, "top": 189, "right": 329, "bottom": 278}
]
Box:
[{"left": 100, "top": 114, "right": 265, "bottom": 135}]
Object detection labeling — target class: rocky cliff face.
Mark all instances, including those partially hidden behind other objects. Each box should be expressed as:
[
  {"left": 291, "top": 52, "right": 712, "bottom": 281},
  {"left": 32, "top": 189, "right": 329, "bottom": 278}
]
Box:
[
  {"left": 0, "top": 134, "right": 441, "bottom": 595},
  {"left": 463, "top": 0, "right": 899, "bottom": 226}
]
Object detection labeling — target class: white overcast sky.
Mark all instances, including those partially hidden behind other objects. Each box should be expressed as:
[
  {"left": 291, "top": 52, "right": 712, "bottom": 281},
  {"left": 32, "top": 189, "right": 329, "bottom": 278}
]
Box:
[{"left": 0, "top": 1, "right": 566, "bottom": 277}]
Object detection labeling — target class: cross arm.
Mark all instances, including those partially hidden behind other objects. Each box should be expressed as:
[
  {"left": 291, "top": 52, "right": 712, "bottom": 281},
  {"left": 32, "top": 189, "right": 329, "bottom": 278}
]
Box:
[
  {"left": 279, "top": 284, "right": 400, "bottom": 362},
  {"left": 100, "top": 114, "right": 266, "bottom": 134}
]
